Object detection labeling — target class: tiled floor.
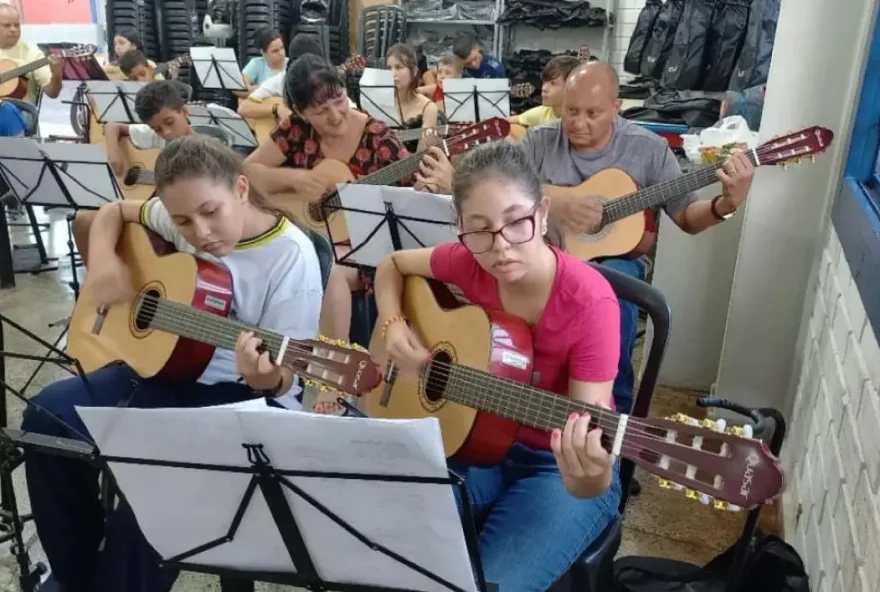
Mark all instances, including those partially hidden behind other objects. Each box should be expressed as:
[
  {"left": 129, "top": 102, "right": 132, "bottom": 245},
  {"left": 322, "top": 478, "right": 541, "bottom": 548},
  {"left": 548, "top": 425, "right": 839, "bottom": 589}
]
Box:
[{"left": 0, "top": 208, "right": 780, "bottom": 591}]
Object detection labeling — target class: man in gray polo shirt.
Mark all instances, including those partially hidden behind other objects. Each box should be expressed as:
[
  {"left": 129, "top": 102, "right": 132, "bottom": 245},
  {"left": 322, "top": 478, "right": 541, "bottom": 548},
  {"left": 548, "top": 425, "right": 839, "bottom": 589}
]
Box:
[{"left": 416, "top": 62, "right": 755, "bottom": 417}]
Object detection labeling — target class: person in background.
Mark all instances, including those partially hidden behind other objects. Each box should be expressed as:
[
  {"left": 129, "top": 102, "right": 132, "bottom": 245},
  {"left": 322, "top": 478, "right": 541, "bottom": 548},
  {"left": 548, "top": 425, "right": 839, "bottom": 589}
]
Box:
[
  {"left": 387, "top": 43, "right": 439, "bottom": 153},
  {"left": 118, "top": 49, "right": 165, "bottom": 82},
  {"left": 25, "top": 136, "right": 323, "bottom": 592},
  {"left": 418, "top": 54, "right": 461, "bottom": 108},
  {"left": 242, "top": 27, "right": 288, "bottom": 89},
  {"left": 0, "top": 99, "right": 27, "bottom": 136},
  {"left": 452, "top": 33, "right": 505, "bottom": 79},
  {"left": 373, "top": 141, "right": 621, "bottom": 591},
  {"left": 0, "top": 3, "right": 63, "bottom": 101},
  {"left": 510, "top": 55, "right": 581, "bottom": 129}
]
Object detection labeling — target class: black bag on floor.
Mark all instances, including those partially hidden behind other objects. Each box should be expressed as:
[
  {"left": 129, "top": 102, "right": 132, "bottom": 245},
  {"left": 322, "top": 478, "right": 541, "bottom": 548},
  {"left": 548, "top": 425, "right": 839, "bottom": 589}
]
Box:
[
  {"left": 624, "top": 0, "right": 664, "bottom": 75},
  {"left": 700, "top": 0, "right": 751, "bottom": 91},
  {"left": 614, "top": 533, "right": 810, "bottom": 592},
  {"left": 728, "top": 0, "right": 780, "bottom": 90},
  {"left": 640, "top": 0, "right": 685, "bottom": 80},
  {"left": 620, "top": 88, "right": 724, "bottom": 128},
  {"left": 660, "top": 0, "right": 716, "bottom": 90}
]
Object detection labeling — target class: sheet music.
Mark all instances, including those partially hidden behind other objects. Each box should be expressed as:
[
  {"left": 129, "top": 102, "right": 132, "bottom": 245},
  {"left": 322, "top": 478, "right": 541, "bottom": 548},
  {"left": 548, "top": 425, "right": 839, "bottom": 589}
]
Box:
[
  {"left": 38, "top": 80, "right": 87, "bottom": 139},
  {"left": 358, "top": 68, "right": 402, "bottom": 127},
  {"left": 187, "top": 103, "right": 258, "bottom": 148},
  {"left": 339, "top": 185, "right": 458, "bottom": 267},
  {"left": 474, "top": 79, "right": 511, "bottom": 119},
  {"left": 0, "top": 139, "right": 118, "bottom": 207},
  {"left": 77, "top": 407, "right": 476, "bottom": 592},
  {"left": 443, "top": 79, "right": 477, "bottom": 123},
  {"left": 86, "top": 80, "right": 147, "bottom": 123},
  {"left": 190, "top": 47, "right": 246, "bottom": 91}
]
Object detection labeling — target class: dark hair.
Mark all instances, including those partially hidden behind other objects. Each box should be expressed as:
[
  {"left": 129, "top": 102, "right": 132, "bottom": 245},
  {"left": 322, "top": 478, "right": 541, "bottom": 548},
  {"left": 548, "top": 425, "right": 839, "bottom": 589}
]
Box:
[
  {"left": 288, "top": 33, "right": 324, "bottom": 61},
  {"left": 154, "top": 135, "right": 300, "bottom": 226},
  {"left": 134, "top": 80, "right": 186, "bottom": 121},
  {"left": 114, "top": 27, "right": 142, "bottom": 53},
  {"left": 542, "top": 56, "right": 581, "bottom": 82},
  {"left": 386, "top": 43, "right": 420, "bottom": 96},
  {"left": 253, "top": 27, "right": 282, "bottom": 53},
  {"left": 285, "top": 54, "right": 345, "bottom": 112},
  {"left": 452, "top": 142, "right": 564, "bottom": 250},
  {"left": 119, "top": 49, "right": 150, "bottom": 76},
  {"left": 452, "top": 34, "right": 477, "bottom": 60}
]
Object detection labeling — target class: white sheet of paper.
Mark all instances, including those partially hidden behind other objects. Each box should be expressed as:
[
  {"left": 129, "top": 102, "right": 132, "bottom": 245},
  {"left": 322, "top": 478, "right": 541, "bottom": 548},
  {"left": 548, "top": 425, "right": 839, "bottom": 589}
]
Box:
[
  {"left": 38, "top": 80, "right": 86, "bottom": 139},
  {"left": 474, "top": 79, "right": 511, "bottom": 119},
  {"left": 76, "top": 407, "right": 476, "bottom": 592},
  {"left": 190, "top": 47, "right": 246, "bottom": 91},
  {"left": 338, "top": 185, "right": 458, "bottom": 267},
  {"left": 86, "top": 80, "right": 148, "bottom": 123},
  {"left": 358, "top": 68, "right": 402, "bottom": 127},
  {"left": 443, "top": 79, "right": 477, "bottom": 123}
]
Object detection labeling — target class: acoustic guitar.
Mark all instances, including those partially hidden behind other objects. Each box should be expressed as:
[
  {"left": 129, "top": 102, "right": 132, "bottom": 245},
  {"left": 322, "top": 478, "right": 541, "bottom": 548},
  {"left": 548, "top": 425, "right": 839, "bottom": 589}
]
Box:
[
  {"left": 362, "top": 276, "right": 785, "bottom": 511},
  {"left": 272, "top": 118, "right": 510, "bottom": 243},
  {"left": 0, "top": 44, "right": 96, "bottom": 99},
  {"left": 91, "top": 136, "right": 160, "bottom": 201},
  {"left": 67, "top": 223, "right": 381, "bottom": 397},
  {"left": 547, "top": 126, "right": 834, "bottom": 261}
]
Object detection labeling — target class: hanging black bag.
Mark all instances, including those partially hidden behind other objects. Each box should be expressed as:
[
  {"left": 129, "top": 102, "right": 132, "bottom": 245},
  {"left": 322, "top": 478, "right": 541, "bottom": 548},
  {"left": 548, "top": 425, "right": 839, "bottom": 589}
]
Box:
[
  {"left": 660, "top": 0, "right": 716, "bottom": 90},
  {"left": 700, "top": 0, "right": 751, "bottom": 91},
  {"left": 624, "top": 0, "right": 664, "bottom": 75},
  {"left": 640, "top": 0, "right": 686, "bottom": 80},
  {"left": 728, "top": 0, "right": 781, "bottom": 90}
]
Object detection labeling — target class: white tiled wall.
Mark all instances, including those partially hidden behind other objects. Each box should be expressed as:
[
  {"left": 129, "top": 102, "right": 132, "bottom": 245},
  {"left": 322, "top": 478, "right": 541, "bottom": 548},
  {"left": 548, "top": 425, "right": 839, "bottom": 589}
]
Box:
[{"left": 785, "top": 227, "right": 880, "bottom": 592}]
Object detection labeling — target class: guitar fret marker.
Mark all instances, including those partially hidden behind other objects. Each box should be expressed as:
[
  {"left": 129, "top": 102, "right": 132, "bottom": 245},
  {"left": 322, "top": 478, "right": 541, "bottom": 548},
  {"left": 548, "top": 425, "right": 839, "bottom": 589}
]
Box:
[
  {"left": 275, "top": 336, "right": 289, "bottom": 367},
  {"left": 612, "top": 414, "right": 628, "bottom": 456}
]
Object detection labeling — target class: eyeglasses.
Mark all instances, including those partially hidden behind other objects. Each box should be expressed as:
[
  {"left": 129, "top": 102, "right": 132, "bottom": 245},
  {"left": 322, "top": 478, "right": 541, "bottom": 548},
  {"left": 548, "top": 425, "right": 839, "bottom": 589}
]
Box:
[{"left": 458, "top": 210, "right": 538, "bottom": 255}]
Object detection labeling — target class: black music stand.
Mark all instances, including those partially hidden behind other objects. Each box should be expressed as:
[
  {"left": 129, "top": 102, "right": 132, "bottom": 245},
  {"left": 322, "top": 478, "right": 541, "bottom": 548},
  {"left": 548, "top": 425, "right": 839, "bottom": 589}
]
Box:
[
  {"left": 85, "top": 80, "right": 149, "bottom": 124},
  {"left": 187, "top": 104, "right": 258, "bottom": 149},
  {"left": 358, "top": 69, "right": 404, "bottom": 128},
  {"left": 443, "top": 79, "right": 511, "bottom": 124},
  {"left": 190, "top": 47, "right": 247, "bottom": 92},
  {"left": 326, "top": 184, "right": 458, "bottom": 272}
]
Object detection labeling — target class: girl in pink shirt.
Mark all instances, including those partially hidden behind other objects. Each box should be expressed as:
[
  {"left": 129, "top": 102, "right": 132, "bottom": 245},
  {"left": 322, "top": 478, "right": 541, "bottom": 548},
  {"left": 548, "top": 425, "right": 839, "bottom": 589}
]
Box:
[{"left": 373, "top": 141, "right": 622, "bottom": 590}]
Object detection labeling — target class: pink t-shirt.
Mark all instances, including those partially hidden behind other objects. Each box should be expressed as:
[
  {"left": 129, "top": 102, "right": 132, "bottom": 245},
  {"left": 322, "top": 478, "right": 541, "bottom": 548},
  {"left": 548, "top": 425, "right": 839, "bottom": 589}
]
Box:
[{"left": 429, "top": 242, "right": 621, "bottom": 450}]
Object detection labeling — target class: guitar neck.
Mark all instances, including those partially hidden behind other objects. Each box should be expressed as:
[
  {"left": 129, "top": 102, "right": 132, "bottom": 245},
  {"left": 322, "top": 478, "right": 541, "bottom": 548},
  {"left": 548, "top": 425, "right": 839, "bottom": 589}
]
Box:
[
  {"left": 0, "top": 56, "right": 49, "bottom": 84},
  {"left": 601, "top": 149, "right": 758, "bottom": 225}
]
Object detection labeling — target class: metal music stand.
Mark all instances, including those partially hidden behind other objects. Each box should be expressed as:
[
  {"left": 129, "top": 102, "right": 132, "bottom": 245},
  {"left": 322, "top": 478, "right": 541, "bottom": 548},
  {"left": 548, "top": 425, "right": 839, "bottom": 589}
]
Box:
[
  {"left": 190, "top": 47, "right": 247, "bottom": 92},
  {"left": 326, "top": 184, "right": 458, "bottom": 272},
  {"left": 357, "top": 68, "right": 403, "bottom": 127},
  {"left": 187, "top": 104, "right": 258, "bottom": 149},
  {"left": 443, "top": 79, "right": 511, "bottom": 124},
  {"left": 85, "top": 80, "right": 149, "bottom": 124}
]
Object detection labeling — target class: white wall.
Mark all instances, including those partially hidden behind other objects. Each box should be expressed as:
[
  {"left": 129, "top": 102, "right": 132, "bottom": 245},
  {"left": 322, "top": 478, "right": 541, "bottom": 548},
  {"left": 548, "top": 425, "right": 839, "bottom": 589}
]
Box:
[
  {"left": 784, "top": 227, "right": 880, "bottom": 591},
  {"left": 715, "top": 0, "right": 877, "bottom": 411}
]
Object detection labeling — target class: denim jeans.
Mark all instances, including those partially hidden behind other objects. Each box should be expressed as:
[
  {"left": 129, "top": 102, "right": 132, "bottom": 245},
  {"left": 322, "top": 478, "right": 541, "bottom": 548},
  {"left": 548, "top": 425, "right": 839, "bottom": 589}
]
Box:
[
  {"left": 451, "top": 443, "right": 621, "bottom": 591},
  {"left": 596, "top": 257, "right": 647, "bottom": 415},
  {"left": 21, "top": 363, "right": 256, "bottom": 592}
]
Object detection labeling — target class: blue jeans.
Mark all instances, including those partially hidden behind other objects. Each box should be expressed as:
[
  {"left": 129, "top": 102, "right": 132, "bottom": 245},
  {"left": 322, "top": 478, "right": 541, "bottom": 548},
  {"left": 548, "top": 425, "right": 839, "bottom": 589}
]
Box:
[
  {"left": 451, "top": 444, "right": 621, "bottom": 591},
  {"left": 21, "top": 363, "right": 256, "bottom": 592},
  {"left": 596, "top": 257, "right": 647, "bottom": 415}
]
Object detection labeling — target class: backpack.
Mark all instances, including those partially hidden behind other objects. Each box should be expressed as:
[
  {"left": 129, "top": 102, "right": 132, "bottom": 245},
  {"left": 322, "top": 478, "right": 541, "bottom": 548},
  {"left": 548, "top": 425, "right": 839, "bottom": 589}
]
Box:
[{"left": 614, "top": 533, "right": 810, "bottom": 592}]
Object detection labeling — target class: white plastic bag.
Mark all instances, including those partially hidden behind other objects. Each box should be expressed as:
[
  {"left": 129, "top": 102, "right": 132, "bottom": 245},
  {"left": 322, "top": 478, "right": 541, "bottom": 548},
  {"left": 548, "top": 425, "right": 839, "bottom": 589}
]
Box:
[{"left": 681, "top": 115, "right": 760, "bottom": 164}]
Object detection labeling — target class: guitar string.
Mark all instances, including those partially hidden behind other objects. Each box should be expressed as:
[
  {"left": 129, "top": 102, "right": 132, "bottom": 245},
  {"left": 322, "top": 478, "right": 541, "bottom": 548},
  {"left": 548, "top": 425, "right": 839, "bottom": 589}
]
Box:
[{"left": 131, "top": 294, "right": 722, "bottom": 452}]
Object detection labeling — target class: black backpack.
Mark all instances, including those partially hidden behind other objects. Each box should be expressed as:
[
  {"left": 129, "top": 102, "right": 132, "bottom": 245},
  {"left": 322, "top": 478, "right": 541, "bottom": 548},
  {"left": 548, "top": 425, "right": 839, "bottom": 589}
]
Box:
[{"left": 614, "top": 533, "right": 810, "bottom": 592}]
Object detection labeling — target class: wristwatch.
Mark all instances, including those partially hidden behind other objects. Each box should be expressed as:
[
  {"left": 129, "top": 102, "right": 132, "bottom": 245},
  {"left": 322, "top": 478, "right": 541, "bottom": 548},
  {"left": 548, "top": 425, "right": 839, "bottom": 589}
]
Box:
[{"left": 711, "top": 195, "right": 736, "bottom": 221}]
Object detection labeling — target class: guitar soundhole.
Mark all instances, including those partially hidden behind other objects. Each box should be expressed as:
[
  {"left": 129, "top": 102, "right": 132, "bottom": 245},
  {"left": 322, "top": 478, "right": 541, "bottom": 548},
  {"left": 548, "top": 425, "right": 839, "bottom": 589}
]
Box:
[
  {"left": 424, "top": 350, "right": 453, "bottom": 403},
  {"left": 133, "top": 288, "right": 161, "bottom": 331}
]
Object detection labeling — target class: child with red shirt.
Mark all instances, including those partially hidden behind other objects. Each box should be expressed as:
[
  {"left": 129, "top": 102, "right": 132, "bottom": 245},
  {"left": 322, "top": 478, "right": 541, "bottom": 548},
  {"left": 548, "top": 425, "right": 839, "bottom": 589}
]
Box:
[{"left": 373, "top": 141, "right": 621, "bottom": 591}]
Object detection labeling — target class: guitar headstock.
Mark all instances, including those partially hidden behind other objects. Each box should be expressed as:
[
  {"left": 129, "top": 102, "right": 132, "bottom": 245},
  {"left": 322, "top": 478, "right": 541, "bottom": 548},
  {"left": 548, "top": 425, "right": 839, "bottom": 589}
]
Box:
[
  {"left": 443, "top": 118, "right": 511, "bottom": 156},
  {"left": 342, "top": 54, "right": 368, "bottom": 75},
  {"left": 511, "top": 82, "right": 535, "bottom": 99},
  {"left": 284, "top": 336, "right": 382, "bottom": 398},
  {"left": 626, "top": 413, "right": 785, "bottom": 510},
  {"left": 757, "top": 126, "right": 834, "bottom": 166},
  {"left": 577, "top": 44, "right": 592, "bottom": 62},
  {"left": 58, "top": 44, "right": 97, "bottom": 59}
]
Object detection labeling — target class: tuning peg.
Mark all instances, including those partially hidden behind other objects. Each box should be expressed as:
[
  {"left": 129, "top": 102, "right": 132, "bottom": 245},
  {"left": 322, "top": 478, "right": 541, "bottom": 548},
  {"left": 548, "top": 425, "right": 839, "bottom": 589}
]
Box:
[
  {"left": 699, "top": 493, "right": 712, "bottom": 505},
  {"left": 657, "top": 478, "right": 673, "bottom": 489},
  {"left": 810, "top": 156, "right": 816, "bottom": 163},
  {"left": 685, "top": 488, "right": 699, "bottom": 500},
  {"left": 782, "top": 162, "right": 789, "bottom": 170}
]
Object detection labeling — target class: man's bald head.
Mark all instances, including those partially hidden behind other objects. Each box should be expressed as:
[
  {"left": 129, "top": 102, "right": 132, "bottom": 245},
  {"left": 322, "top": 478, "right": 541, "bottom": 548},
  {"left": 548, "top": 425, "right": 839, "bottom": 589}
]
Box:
[
  {"left": 0, "top": 3, "right": 20, "bottom": 20},
  {"left": 566, "top": 61, "right": 619, "bottom": 100},
  {"left": 0, "top": 3, "right": 21, "bottom": 49}
]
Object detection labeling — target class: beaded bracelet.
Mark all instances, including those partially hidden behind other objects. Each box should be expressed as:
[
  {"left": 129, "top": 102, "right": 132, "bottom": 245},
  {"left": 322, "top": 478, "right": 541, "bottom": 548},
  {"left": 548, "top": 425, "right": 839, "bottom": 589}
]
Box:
[{"left": 380, "top": 315, "right": 406, "bottom": 341}]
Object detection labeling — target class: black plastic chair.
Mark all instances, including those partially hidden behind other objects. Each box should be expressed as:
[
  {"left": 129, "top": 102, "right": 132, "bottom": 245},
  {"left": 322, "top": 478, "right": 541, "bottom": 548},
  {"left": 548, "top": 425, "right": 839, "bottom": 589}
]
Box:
[
  {"left": 306, "top": 228, "right": 333, "bottom": 290},
  {"left": 548, "top": 262, "right": 672, "bottom": 592}
]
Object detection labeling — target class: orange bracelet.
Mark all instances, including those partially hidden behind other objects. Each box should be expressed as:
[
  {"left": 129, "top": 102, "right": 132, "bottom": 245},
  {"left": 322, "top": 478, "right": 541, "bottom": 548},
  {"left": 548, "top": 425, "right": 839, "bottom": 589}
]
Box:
[{"left": 380, "top": 315, "right": 406, "bottom": 341}]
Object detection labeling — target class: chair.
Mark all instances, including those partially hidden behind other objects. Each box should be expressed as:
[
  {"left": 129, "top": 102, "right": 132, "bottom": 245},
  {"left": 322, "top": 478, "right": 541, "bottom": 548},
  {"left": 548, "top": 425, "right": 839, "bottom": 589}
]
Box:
[
  {"left": 5, "top": 98, "right": 37, "bottom": 136},
  {"left": 306, "top": 228, "right": 333, "bottom": 290},
  {"left": 548, "top": 263, "right": 672, "bottom": 592}
]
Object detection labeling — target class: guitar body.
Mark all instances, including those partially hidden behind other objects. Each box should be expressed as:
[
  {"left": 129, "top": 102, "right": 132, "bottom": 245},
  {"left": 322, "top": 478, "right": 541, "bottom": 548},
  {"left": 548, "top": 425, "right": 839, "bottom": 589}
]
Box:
[
  {"left": 0, "top": 59, "right": 29, "bottom": 99},
  {"left": 363, "top": 276, "right": 534, "bottom": 465},
  {"left": 92, "top": 134, "right": 160, "bottom": 200},
  {"left": 250, "top": 97, "right": 283, "bottom": 142},
  {"left": 544, "top": 168, "right": 645, "bottom": 260},
  {"left": 271, "top": 158, "right": 355, "bottom": 243},
  {"left": 67, "top": 224, "right": 233, "bottom": 380}
]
